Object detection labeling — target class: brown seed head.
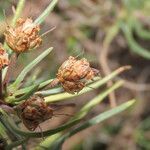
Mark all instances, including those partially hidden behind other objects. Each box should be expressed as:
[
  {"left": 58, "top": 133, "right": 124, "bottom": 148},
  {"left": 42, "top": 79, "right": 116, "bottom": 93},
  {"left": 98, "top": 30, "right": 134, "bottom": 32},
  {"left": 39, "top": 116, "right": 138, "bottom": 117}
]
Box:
[
  {"left": 57, "top": 56, "right": 99, "bottom": 93},
  {"left": 16, "top": 95, "right": 53, "bottom": 130},
  {"left": 0, "top": 44, "right": 9, "bottom": 69},
  {"left": 4, "top": 18, "right": 42, "bottom": 53}
]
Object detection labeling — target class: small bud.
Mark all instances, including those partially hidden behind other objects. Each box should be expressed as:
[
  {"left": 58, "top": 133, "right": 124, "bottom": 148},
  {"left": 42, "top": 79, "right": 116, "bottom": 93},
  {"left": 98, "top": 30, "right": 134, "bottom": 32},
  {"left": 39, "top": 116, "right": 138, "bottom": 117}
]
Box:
[
  {"left": 16, "top": 95, "right": 53, "bottom": 130},
  {"left": 56, "top": 56, "right": 99, "bottom": 93},
  {"left": 0, "top": 44, "right": 9, "bottom": 69},
  {"left": 4, "top": 18, "right": 42, "bottom": 53}
]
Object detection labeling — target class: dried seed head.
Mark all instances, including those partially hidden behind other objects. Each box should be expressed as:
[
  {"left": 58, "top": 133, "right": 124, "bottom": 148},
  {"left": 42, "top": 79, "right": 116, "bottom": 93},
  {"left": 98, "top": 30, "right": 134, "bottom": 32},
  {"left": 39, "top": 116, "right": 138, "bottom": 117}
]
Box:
[
  {"left": 0, "top": 44, "right": 9, "bottom": 69},
  {"left": 56, "top": 56, "right": 99, "bottom": 93},
  {"left": 4, "top": 18, "right": 42, "bottom": 53},
  {"left": 16, "top": 95, "right": 53, "bottom": 130}
]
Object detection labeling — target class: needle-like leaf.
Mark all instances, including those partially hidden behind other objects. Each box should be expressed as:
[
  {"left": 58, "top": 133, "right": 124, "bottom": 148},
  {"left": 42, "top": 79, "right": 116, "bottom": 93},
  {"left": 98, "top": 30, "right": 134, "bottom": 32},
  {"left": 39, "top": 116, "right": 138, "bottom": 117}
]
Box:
[
  {"left": 1, "top": 82, "right": 124, "bottom": 138},
  {"left": 9, "top": 47, "right": 53, "bottom": 91},
  {"left": 50, "top": 100, "right": 136, "bottom": 150},
  {"left": 34, "top": 0, "right": 58, "bottom": 25}
]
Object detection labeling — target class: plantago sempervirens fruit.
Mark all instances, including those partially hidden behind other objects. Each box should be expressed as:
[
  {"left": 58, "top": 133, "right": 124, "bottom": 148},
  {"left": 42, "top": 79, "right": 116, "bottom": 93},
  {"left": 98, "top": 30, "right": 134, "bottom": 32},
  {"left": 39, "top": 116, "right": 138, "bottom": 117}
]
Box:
[
  {"left": 15, "top": 95, "right": 53, "bottom": 131},
  {"left": 4, "top": 18, "right": 42, "bottom": 53},
  {"left": 15, "top": 95, "right": 75, "bottom": 130},
  {"left": 56, "top": 56, "right": 99, "bottom": 94},
  {"left": 0, "top": 44, "right": 9, "bottom": 69}
]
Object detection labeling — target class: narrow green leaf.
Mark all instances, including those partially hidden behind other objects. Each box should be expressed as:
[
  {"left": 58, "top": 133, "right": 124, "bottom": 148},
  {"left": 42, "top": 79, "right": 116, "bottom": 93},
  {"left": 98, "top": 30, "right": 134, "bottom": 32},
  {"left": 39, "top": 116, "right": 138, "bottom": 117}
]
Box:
[
  {"left": 34, "top": 0, "right": 58, "bottom": 25},
  {"left": 13, "top": 85, "right": 39, "bottom": 104},
  {"left": 36, "top": 78, "right": 100, "bottom": 97},
  {"left": 9, "top": 47, "right": 53, "bottom": 90},
  {"left": 0, "top": 110, "right": 21, "bottom": 140},
  {"left": 11, "top": 0, "right": 26, "bottom": 26},
  {"left": 36, "top": 87, "right": 63, "bottom": 96},
  {"left": 35, "top": 81, "right": 123, "bottom": 149},
  {"left": 0, "top": 123, "right": 6, "bottom": 136},
  {"left": 35, "top": 134, "right": 61, "bottom": 150},
  {"left": 14, "top": 79, "right": 53, "bottom": 96},
  {"left": 1, "top": 114, "right": 80, "bottom": 138},
  {"left": 121, "top": 23, "right": 150, "bottom": 59},
  {"left": 45, "top": 66, "right": 130, "bottom": 103},
  {"left": 50, "top": 100, "right": 136, "bottom": 150},
  {"left": 1, "top": 81, "right": 122, "bottom": 138},
  {"left": 38, "top": 79, "right": 53, "bottom": 89},
  {"left": 72, "top": 81, "right": 123, "bottom": 120},
  {"left": 14, "top": 85, "right": 38, "bottom": 96}
]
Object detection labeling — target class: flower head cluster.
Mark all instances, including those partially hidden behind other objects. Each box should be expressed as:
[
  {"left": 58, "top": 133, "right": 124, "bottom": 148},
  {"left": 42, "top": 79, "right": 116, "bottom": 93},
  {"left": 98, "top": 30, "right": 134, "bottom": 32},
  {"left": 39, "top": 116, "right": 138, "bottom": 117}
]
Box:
[
  {"left": 16, "top": 95, "right": 53, "bottom": 130},
  {"left": 4, "top": 18, "right": 42, "bottom": 53},
  {"left": 0, "top": 44, "right": 9, "bottom": 69},
  {"left": 56, "top": 56, "right": 99, "bottom": 93}
]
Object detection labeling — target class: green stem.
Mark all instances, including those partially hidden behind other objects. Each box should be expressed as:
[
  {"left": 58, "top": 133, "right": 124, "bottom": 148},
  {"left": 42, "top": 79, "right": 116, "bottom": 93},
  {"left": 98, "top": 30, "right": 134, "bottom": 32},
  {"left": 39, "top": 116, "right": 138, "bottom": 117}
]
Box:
[{"left": 12, "top": 0, "right": 26, "bottom": 26}]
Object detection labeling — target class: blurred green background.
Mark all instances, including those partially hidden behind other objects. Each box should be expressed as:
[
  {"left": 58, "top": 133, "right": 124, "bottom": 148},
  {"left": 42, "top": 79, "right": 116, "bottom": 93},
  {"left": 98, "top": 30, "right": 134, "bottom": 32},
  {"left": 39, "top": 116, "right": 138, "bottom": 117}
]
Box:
[{"left": 0, "top": 0, "right": 150, "bottom": 150}]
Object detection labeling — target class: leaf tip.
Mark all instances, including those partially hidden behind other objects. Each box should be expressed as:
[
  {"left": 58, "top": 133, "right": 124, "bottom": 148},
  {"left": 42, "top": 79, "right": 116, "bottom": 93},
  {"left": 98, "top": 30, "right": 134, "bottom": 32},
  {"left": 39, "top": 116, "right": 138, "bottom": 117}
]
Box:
[{"left": 126, "top": 99, "right": 136, "bottom": 108}]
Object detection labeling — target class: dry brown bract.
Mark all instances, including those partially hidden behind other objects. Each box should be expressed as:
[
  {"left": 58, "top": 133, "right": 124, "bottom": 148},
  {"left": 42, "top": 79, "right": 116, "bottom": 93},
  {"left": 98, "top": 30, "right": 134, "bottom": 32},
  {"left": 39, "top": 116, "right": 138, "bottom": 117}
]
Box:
[
  {"left": 4, "top": 18, "right": 42, "bottom": 53},
  {"left": 16, "top": 95, "right": 53, "bottom": 131},
  {"left": 57, "top": 56, "right": 99, "bottom": 94},
  {"left": 0, "top": 44, "right": 9, "bottom": 69}
]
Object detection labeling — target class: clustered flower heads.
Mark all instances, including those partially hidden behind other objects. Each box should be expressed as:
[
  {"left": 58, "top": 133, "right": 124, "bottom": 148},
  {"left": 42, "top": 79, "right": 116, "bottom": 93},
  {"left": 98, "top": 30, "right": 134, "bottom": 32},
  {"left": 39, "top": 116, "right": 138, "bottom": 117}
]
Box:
[
  {"left": 0, "top": 44, "right": 9, "bottom": 69},
  {"left": 56, "top": 56, "right": 99, "bottom": 93},
  {"left": 0, "top": 1, "right": 135, "bottom": 148},
  {"left": 13, "top": 56, "right": 99, "bottom": 130},
  {"left": 1, "top": 17, "right": 100, "bottom": 131},
  {"left": 4, "top": 18, "right": 42, "bottom": 53},
  {"left": 15, "top": 95, "right": 53, "bottom": 131}
]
